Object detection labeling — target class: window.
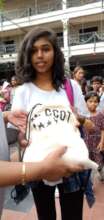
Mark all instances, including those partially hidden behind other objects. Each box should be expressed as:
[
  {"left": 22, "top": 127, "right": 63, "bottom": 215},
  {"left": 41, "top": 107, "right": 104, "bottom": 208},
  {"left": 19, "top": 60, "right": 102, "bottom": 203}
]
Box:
[
  {"left": 79, "top": 27, "right": 98, "bottom": 43},
  {"left": 3, "top": 40, "right": 15, "bottom": 53}
]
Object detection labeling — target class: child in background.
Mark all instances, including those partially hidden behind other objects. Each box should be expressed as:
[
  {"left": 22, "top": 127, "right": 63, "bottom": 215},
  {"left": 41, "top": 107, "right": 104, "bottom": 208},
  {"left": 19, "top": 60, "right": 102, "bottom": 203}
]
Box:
[
  {"left": 0, "top": 81, "right": 11, "bottom": 111},
  {"left": 10, "top": 76, "right": 19, "bottom": 106},
  {"left": 90, "top": 76, "right": 103, "bottom": 97},
  {"left": 83, "top": 91, "right": 104, "bottom": 180}
]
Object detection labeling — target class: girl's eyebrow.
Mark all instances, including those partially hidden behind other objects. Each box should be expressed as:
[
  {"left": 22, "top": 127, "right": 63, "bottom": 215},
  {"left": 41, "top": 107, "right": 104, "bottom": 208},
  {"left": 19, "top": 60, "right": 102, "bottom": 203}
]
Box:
[{"left": 33, "top": 43, "right": 51, "bottom": 48}]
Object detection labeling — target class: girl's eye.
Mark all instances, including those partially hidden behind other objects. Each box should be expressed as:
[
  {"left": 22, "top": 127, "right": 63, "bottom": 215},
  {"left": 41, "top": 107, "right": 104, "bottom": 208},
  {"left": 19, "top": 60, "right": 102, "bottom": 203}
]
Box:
[
  {"left": 43, "top": 47, "right": 50, "bottom": 52},
  {"left": 32, "top": 48, "right": 37, "bottom": 53}
]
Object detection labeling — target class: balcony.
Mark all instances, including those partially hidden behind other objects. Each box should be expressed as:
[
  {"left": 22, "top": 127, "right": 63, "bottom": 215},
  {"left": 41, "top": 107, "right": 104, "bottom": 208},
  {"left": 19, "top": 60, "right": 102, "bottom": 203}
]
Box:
[
  {"left": 0, "top": 0, "right": 103, "bottom": 33},
  {"left": 0, "top": 0, "right": 62, "bottom": 22},
  {"left": 0, "top": 43, "right": 16, "bottom": 55},
  {"left": 70, "top": 31, "right": 104, "bottom": 46},
  {"left": 67, "top": 0, "right": 101, "bottom": 8},
  {"left": 0, "top": 32, "right": 104, "bottom": 52},
  {"left": 0, "top": 32, "right": 104, "bottom": 62},
  {"left": 0, "top": 0, "right": 102, "bottom": 23},
  {"left": 0, "top": 37, "right": 63, "bottom": 57}
]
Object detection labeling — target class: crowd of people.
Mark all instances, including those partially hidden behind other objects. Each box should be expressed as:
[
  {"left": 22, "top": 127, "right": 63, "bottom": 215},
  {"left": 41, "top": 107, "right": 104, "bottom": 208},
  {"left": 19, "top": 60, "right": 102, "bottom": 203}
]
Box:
[
  {"left": 0, "top": 27, "right": 104, "bottom": 220},
  {"left": 72, "top": 67, "right": 104, "bottom": 178}
]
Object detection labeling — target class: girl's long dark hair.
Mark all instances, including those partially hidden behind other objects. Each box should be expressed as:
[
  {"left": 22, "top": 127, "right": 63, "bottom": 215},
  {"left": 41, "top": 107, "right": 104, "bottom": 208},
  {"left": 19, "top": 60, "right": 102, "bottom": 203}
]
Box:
[{"left": 15, "top": 27, "right": 66, "bottom": 90}]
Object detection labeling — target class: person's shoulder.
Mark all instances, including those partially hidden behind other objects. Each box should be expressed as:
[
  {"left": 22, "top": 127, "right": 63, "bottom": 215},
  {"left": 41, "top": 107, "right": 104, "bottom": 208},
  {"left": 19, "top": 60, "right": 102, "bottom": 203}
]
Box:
[
  {"left": 70, "top": 79, "right": 81, "bottom": 91},
  {"left": 99, "top": 111, "right": 104, "bottom": 116},
  {"left": 96, "top": 111, "right": 104, "bottom": 119},
  {"left": 100, "top": 92, "right": 104, "bottom": 101},
  {"left": 14, "top": 83, "right": 32, "bottom": 97},
  {"left": 16, "top": 83, "right": 31, "bottom": 91},
  {"left": 70, "top": 79, "right": 79, "bottom": 87}
]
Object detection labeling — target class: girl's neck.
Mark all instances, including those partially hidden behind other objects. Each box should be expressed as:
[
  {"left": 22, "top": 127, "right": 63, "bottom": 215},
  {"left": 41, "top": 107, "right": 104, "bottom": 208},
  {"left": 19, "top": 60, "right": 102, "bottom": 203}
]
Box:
[
  {"left": 89, "top": 111, "right": 97, "bottom": 116},
  {"left": 33, "top": 74, "right": 53, "bottom": 91}
]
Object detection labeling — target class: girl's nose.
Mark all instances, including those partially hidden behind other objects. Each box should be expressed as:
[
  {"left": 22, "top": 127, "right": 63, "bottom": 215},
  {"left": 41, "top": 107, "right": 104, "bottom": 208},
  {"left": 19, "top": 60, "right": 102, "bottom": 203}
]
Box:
[{"left": 37, "top": 49, "right": 43, "bottom": 57}]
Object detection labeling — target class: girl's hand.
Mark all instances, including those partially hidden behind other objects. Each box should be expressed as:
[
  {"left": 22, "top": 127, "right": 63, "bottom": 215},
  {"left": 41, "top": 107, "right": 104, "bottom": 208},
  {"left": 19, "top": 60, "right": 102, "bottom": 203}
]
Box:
[
  {"left": 18, "top": 132, "right": 30, "bottom": 148},
  {"left": 83, "top": 118, "right": 95, "bottom": 131},
  {"left": 42, "top": 147, "right": 84, "bottom": 181},
  {"left": 97, "top": 142, "right": 104, "bottom": 151},
  {"left": 4, "top": 110, "right": 28, "bottom": 133}
]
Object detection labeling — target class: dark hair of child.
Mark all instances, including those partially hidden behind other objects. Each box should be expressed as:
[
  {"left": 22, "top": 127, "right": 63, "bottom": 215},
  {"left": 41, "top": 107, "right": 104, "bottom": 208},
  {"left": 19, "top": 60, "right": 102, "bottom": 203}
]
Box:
[
  {"left": 85, "top": 91, "right": 100, "bottom": 103},
  {"left": 91, "top": 76, "right": 103, "bottom": 84}
]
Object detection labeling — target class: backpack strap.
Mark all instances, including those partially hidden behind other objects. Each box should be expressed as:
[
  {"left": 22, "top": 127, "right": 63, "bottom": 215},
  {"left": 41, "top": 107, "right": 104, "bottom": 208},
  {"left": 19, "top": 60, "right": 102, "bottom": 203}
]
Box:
[
  {"left": 64, "top": 80, "right": 92, "bottom": 197},
  {"left": 64, "top": 79, "right": 74, "bottom": 107}
]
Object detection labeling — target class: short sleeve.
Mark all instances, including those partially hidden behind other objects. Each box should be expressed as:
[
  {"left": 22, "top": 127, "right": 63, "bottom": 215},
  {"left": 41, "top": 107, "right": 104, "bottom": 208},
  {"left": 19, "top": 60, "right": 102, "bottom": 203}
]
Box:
[
  {"left": 71, "top": 79, "right": 89, "bottom": 117},
  {"left": 11, "top": 85, "right": 27, "bottom": 111}
]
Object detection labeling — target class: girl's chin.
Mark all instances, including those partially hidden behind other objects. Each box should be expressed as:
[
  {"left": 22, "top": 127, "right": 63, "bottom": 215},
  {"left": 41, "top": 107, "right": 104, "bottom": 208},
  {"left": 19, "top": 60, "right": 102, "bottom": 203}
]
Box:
[{"left": 36, "top": 69, "right": 51, "bottom": 75}]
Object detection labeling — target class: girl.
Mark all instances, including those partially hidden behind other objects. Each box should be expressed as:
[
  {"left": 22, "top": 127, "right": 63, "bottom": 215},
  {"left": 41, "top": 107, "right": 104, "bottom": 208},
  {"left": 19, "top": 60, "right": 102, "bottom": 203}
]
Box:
[
  {"left": 11, "top": 27, "right": 91, "bottom": 220},
  {"left": 84, "top": 91, "right": 104, "bottom": 170},
  {"left": 72, "top": 66, "right": 85, "bottom": 86}
]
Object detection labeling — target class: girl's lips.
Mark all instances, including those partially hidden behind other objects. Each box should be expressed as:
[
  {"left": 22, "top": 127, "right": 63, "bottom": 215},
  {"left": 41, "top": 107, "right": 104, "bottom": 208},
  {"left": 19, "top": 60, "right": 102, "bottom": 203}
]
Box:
[
  {"left": 35, "top": 63, "right": 47, "bottom": 70},
  {"left": 36, "top": 62, "right": 46, "bottom": 67},
  {"left": 36, "top": 61, "right": 46, "bottom": 64}
]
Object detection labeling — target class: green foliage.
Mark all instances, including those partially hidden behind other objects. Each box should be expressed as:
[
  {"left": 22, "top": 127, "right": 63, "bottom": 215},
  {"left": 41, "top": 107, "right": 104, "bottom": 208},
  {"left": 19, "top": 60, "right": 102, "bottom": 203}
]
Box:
[{"left": 0, "top": 0, "right": 5, "bottom": 10}]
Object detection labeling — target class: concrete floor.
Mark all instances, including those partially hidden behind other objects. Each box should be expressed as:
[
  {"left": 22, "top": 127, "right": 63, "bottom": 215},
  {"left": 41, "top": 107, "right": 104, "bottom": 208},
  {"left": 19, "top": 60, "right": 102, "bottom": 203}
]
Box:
[{"left": 1, "top": 178, "right": 104, "bottom": 220}]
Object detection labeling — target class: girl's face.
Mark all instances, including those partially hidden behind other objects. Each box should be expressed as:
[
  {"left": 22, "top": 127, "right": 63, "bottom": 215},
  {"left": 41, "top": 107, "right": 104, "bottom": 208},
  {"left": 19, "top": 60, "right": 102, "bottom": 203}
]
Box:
[
  {"left": 11, "top": 78, "right": 17, "bottom": 87},
  {"left": 74, "top": 68, "right": 84, "bottom": 82},
  {"left": 92, "top": 81, "right": 101, "bottom": 92},
  {"left": 86, "top": 96, "right": 99, "bottom": 113},
  {"left": 31, "top": 37, "right": 54, "bottom": 76}
]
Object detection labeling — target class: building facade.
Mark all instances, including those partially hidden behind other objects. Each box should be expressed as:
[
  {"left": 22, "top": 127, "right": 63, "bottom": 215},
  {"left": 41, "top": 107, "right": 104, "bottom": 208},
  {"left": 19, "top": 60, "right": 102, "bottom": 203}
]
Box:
[{"left": 0, "top": 0, "right": 104, "bottom": 80}]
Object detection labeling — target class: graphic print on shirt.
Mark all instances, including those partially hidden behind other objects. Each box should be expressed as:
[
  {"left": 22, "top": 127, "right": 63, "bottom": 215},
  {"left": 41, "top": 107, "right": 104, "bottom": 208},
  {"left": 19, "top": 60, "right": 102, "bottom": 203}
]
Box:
[{"left": 26, "top": 103, "right": 77, "bottom": 139}]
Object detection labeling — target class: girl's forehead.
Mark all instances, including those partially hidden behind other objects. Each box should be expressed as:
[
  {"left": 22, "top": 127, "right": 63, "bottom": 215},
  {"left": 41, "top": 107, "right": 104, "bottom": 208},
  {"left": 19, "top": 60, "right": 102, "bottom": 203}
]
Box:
[
  {"left": 88, "top": 96, "right": 98, "bottom": 101},
  {"left": 33, "top": 37, "right": 51, "bottom": 47},
  {"left": 92, "top": 81, "right": 101, "bottom": 85},
  {"left": 78, "top": 69, "right": 84, "bottom": 73}
]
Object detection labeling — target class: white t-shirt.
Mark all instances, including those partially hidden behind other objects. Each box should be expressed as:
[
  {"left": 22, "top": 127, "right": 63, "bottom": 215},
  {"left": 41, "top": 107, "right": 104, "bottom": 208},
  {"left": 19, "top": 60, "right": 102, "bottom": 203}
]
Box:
[
  {"left": 11, "top": 81, "right": 97, "bottom": 185},
  {"left": 98, "top": 93, "right": 104, "bottom": 111},
  {"left": 11, "top": 79, "right": 89, "bottom": 116}
]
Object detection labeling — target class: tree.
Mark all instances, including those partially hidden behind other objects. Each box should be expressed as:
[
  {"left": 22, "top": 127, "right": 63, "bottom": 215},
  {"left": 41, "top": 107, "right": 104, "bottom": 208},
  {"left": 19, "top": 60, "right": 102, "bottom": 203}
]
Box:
[{"left": 0, "top": 0, "right": 5, "bottom": 9}]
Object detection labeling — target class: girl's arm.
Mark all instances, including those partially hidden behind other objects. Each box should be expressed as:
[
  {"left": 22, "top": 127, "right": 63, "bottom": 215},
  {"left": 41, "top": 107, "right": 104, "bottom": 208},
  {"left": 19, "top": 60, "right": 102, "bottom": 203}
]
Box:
[
  {"left": 3, "top": 110, "right": 27, "bottom": 133},
  {"left": 0, "top": 147, "right": 83, "bottom": 187},
  {"left": 97, "top": 130, "right": 104, "bottom": 151}
]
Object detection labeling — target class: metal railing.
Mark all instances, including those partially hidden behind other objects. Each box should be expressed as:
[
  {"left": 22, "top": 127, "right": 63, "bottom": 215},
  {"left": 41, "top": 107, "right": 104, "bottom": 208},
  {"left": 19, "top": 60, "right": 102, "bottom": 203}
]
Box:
[
  {"left": 0, "top": 43, "right": 16, "bottom": 55},
  {"left": 67, "top": 0, "right": 101, "bottom": 8},
  {"left": 0, "top": 39, "right": 63, "bottom": 56},
  {"left": 0, "top": 32, "right": 104, "bottom": 56},
  {"left": 57, "top": 36, "right": 64, "bottom": 47},
  {"left": 0, "top": 0, "right": 62, "bottom": 22},
  {"left": 0, "top": 0, "right": 102, "bottom": 23},
  {"left": 70, "top": 31, "right": 104, "bottom": 45}
]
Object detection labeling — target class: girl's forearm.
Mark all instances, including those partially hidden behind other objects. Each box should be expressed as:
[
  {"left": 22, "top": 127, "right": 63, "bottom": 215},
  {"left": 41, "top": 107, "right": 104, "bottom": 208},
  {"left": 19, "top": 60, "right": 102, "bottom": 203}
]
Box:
[
  {"left": 2, "top": 111, "right": 9, "bottom": 123},
  {"left": 0, "top": 161, "right": 43, "bottom": 187},
  {"left": 100, "top": 130, "right": 104, "bottom": 143}
]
